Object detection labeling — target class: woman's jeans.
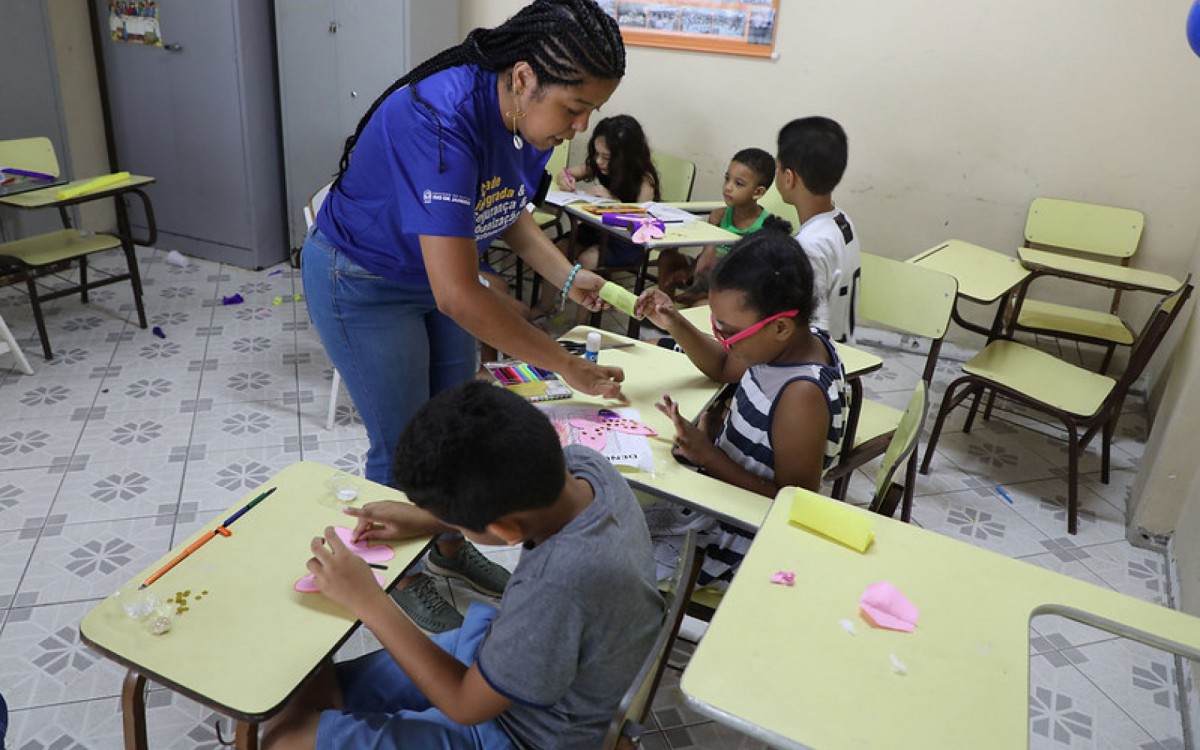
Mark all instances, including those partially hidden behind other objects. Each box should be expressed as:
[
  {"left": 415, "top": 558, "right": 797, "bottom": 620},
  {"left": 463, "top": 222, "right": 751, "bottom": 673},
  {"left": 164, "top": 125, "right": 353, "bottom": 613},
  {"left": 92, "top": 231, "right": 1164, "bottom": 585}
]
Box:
[{"left": 302, "top": 228, "right": 476, "bottom": 486}]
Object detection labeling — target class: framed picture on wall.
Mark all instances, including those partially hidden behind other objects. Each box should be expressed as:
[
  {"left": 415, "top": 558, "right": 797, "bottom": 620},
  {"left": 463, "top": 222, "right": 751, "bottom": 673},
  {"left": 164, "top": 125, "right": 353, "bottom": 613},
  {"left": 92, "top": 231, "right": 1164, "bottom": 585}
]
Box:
[{"left": 598, "top": 0, "right": 780, "bottom": 58}]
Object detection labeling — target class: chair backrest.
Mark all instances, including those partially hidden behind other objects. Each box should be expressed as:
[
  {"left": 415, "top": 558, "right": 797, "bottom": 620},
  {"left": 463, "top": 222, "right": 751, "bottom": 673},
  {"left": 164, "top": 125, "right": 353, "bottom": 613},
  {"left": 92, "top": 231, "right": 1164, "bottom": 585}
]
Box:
[
  {"left": 758, "top": 181, "right": 800, "bottom": 230},
  {"left": 872, "top": 381, "right": 928, "bottom": 505},
  {"left": 858, "top": 253, "right": 958, "bottom": 382},
  {"left": 651, "top": 151, "right": 696, "bottom": 202},
  {"left": 1113, "top": 275, "right": 1194, "bottom": 400},
  {"left": 0, "top": 137, "right": 61, "bottom": 179},
  {"left": 545, "top": 140, "right": 570, "bottom": 180},
  {"left": 1024, "top": 197, "right": 1144, "bottom": 260},
  {"left": 303, "top": 181, "right": 332, "bottom": 229},
  {"left": 601, "top": 531, "right": 700, "bottom": 750}
]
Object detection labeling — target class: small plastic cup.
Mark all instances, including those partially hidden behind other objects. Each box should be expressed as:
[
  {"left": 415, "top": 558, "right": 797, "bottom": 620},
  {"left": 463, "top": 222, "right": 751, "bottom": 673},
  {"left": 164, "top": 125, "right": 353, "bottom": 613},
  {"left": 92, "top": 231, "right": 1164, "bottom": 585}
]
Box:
[
  {"left": 114, "top": 585, "right": 160, "bottom": 621},
  {"left": 329, "top": 472, "right": 358, "bottom": 503}
]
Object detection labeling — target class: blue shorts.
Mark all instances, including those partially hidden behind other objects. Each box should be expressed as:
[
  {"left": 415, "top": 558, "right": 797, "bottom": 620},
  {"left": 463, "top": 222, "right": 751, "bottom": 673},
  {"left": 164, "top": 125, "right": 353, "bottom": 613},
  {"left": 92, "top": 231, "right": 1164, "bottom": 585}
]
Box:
[{"left": 316, "top": 603, "right": 516, "bottom": 750}]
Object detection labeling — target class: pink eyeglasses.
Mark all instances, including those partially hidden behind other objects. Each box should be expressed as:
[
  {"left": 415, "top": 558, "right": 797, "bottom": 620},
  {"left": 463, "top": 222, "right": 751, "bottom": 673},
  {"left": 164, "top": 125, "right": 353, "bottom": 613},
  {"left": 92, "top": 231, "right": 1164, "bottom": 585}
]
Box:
[{"left": 710, "top": 310, "right": 799, "bottom": 351}]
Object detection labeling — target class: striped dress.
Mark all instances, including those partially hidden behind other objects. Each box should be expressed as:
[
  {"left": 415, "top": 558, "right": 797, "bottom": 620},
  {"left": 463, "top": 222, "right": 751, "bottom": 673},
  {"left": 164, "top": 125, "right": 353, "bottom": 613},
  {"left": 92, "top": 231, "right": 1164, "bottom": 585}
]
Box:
[{"left": 645, "top": 330, "right": 849, "bottom": 590}]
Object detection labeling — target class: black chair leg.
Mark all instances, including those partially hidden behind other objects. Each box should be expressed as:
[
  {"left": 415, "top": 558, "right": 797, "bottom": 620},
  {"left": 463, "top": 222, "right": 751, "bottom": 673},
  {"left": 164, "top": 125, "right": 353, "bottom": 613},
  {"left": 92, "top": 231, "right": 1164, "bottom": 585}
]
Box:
[
  {"left": 921, "top": 376, "right": 975, "bottom": 474},
  {"left": 24, "top": 273, "right": 53, "bottom": 360},
  {"left": 79, "top": 256, "right": 89, "bottom": 303},
  {"left": 1066, "top": 426, "right": 1080, "bottom": 535},
  {"left": 123, "top": 242, "right": 148, "bottom": 329}
]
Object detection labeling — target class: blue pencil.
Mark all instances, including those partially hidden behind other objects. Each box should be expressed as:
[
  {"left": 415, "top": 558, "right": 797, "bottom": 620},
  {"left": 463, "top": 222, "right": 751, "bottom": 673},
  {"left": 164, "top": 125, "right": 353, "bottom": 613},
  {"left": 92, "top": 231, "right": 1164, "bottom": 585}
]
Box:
[{"left": 219, "top": 486, "right": 277, "bottom": 529}]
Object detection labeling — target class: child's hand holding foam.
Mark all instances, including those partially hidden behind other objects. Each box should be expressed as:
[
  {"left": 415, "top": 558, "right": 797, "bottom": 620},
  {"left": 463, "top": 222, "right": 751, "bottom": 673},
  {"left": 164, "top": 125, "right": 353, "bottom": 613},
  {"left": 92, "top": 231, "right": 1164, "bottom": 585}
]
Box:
[
  {"left": 635, "top": 287, "right": 677, "bottom": 331},
  {"left": 307, "top": 526, "right": 385, "bottom": 614}
]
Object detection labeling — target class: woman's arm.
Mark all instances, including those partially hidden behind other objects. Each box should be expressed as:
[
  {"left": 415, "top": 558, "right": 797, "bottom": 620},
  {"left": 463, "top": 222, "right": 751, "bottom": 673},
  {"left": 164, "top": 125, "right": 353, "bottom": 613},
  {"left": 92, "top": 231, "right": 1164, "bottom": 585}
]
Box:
[{"left": 421, "top": 232, "right": 624, "bottom": 400}]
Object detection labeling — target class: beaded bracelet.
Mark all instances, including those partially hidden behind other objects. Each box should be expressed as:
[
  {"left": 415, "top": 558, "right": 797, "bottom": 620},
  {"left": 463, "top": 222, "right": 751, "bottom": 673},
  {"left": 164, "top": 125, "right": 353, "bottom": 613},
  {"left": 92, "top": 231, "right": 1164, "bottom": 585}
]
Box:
[{"left": 559, "top": 263, "right": 582, "bottom": 311}]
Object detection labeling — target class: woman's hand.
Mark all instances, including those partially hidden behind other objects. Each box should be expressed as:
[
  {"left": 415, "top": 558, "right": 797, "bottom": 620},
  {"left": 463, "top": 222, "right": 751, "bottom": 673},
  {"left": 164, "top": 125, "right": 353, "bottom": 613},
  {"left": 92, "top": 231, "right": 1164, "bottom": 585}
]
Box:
[
  {"left": 306, "top": 526, "right": 386, "bottom": 614},
  {"left": 561, "top": 357, "right": 627, "bottom": 403},
  {"left": 657, "top": 393, "right": 720, "bottom": 469},
  {"left": 568, "top": 268, "right": 609, "bottom": 312},
  {"left": 344, "top": 501, "right": 444, "bottom": 544},
  {"left": 635, "top": 287, "right": 678, "bottom": 331}
]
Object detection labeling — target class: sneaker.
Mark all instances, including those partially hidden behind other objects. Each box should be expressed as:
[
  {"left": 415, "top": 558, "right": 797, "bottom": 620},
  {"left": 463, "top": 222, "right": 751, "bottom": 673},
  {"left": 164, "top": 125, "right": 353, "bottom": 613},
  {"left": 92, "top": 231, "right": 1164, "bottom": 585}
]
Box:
[
  {"left": 426, "top": 542, "right": 511, "bottom": 597},
  {"left": 390, "top": 574, "right": 463, "bottom": 633}
]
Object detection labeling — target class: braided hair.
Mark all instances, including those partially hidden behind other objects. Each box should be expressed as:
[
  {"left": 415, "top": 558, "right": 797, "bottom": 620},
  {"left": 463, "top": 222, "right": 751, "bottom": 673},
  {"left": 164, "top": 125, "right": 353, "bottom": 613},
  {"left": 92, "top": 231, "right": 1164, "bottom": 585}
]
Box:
[
  {"left": 712, "top": 216, "right": 816, "bottom": 325},
  {"left": 333, "top": 0, "right": 625, "bottom": 185}
]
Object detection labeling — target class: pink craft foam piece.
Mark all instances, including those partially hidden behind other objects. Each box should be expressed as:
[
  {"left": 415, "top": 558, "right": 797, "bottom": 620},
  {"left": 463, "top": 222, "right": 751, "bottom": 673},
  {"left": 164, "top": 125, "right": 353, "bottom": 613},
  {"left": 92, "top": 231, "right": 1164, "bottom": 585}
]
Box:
[
  {"left": 294, "top": 570, "right": 385, "bottom": 594},
  {"left": 770, "top": 570, "right": 796, "bottom": 586},
  {"left": 859, "top": 581, "right": 919, "bottom": 632},
  {"left": 293, "top": 526, "right": 395, "bottom": 593}
]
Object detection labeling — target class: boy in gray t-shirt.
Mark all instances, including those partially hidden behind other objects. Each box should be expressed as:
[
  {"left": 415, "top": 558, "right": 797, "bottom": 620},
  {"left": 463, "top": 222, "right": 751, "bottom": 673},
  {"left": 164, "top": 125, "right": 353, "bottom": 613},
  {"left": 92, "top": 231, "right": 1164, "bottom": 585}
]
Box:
[{"left": 263, "top": 381, "right": 664, "bottom": 750}]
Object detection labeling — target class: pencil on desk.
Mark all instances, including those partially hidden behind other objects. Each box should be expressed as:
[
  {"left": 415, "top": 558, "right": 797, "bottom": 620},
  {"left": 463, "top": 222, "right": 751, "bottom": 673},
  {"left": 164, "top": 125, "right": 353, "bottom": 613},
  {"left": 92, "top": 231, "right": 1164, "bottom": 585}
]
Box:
[{"left": 140, "top": 529, "right": 221, "bottom": 589}]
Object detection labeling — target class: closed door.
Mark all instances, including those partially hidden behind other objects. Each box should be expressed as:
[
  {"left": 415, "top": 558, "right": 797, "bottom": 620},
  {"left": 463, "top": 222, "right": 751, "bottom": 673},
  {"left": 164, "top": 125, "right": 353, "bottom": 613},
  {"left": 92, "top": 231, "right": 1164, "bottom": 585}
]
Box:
[{"left": 94, "top": 0, "right": 252, "bottom": 249}]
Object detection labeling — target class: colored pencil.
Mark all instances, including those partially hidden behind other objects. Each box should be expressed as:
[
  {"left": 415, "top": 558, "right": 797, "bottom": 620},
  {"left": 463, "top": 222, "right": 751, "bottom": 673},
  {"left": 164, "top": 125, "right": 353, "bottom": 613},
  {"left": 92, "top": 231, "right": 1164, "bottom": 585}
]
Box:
[{"left": 140, "top": 530, "right": 219, "bottom": 589}]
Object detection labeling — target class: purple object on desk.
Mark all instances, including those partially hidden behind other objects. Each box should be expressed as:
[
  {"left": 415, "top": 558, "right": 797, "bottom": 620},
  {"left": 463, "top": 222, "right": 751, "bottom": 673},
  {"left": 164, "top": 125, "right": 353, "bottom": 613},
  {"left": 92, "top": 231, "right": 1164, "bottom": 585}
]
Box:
[
  {"left": 1, "top": 168, "right": 56, "bottom": 181},
  {"left": 601, "top": 213, "right": 666, "bottom": 243}
]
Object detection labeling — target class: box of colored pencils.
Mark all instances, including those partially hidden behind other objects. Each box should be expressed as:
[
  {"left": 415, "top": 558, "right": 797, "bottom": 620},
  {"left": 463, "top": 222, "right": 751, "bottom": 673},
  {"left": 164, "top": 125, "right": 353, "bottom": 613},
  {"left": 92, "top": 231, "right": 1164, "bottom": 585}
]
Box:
[{"left": 485, "top": 361, "right": 573, "bottom": 402}]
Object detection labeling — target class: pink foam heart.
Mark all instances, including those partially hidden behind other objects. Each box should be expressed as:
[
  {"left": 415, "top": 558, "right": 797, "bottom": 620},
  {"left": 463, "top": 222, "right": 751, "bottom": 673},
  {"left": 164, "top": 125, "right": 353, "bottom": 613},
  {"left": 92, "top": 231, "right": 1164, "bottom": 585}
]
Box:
[{"left": 331, "top": 525, "right": 395, "bottom": 564}]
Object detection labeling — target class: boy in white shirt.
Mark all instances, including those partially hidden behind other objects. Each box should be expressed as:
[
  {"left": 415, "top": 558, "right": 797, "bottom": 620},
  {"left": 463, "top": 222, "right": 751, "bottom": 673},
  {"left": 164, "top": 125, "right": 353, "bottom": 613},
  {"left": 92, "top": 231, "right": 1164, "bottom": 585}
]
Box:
[{"left": 775, "top": 117, "right": 861, "bottom": 342}]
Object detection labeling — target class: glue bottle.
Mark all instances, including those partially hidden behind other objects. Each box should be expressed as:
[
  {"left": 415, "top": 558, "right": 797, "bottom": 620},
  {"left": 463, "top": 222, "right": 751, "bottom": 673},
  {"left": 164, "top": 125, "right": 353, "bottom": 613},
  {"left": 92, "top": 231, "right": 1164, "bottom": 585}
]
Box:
[{"left": 585, "top": 331, "right": 601, "bottom": 363}]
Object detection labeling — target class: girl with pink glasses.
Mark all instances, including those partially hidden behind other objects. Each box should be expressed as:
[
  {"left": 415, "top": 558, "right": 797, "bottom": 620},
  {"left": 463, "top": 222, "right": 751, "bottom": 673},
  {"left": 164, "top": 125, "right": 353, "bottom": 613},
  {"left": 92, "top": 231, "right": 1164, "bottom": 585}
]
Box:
[{"left": 635, "top": 218, "right": 849, "bottom": 590}]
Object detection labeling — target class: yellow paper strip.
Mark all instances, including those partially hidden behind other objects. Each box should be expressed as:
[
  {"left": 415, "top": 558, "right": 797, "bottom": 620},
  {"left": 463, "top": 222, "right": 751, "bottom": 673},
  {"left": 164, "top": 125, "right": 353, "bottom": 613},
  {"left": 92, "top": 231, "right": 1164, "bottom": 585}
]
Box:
[
  {"left": 788, "top": 490, "right": 875, "bottom": 553},
  {"left": 56, "top": 171, "right": 131, "bottom": 200},
  {"left": 599, "top": 282, "right": 640, "bottom": 318}
]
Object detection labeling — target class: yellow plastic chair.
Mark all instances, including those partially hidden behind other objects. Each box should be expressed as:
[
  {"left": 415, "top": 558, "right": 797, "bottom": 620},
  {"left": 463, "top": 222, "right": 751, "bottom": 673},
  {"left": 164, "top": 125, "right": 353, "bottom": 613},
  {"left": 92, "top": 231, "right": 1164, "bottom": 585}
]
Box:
[
  {"left": 923, "top": 276, "right": 1193, "bottom": 534},
  {"left": 868, "top": 381, "right": 928, "bottom": 521},
  {"left": 649, "top": 150, "right": 696, "bottom": 203},
  {"left": 602, "top": 530, "right": 700, "bottom": 750},
  {"left": 0, "top": 137, "right": 152, "bottom": 360},
  {"left": 1007, "top": 197, "right": 1146, "bottom": 373},
  {"left": 826, "top": 253, "right": 956, "bottom": 502},
  {"left": 0, "top": 311, "right": 34, "bottom": 375},
  {"left": 757, "top": 181, "right": 799, "bottom": 230}
]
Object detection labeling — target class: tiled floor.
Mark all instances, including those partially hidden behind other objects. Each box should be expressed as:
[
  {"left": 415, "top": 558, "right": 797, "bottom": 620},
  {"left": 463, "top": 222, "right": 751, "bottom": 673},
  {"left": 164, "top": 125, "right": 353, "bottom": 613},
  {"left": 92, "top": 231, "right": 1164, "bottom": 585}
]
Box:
[{"left": 0, "top": 247, "right": 1191, "bottom": 749}]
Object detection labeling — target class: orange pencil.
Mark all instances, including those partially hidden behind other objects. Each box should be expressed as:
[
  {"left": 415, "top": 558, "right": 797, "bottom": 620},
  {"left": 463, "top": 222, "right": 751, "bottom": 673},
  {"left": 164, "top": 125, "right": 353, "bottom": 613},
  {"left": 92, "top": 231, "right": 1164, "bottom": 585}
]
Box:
[{"left": 139, "top": 527, "right": 230, "bottom": 589}]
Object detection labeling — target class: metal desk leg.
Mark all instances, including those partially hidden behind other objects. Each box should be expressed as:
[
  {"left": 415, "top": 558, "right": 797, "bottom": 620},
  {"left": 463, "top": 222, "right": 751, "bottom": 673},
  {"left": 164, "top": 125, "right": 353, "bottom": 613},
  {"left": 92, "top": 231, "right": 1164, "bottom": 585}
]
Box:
[{"left": 121, "top": 670, "right": 149, "bottom": 750}]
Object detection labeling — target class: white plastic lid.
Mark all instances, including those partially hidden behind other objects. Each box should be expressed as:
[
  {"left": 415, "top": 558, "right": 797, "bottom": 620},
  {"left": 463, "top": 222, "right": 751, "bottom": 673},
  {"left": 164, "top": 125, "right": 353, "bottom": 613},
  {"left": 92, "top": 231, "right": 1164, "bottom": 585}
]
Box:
[{"left": 586, "top": 331, "right": 602, "bottom": 351}]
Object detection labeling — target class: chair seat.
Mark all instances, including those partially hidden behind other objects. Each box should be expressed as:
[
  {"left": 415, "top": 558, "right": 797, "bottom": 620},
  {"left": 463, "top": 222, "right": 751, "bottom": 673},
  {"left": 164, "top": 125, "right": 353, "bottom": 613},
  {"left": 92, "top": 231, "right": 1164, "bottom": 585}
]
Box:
[
  {"left": 0, "top": 229, "right": 121, "bottom": 267},
  {"left": 1016, "top": 300, "right": 1135, "bottom": 345},
  {"left": 852, "top": 399, "right": 904, "bottom": 448},
  {"left": 963, "top": 340, "right": 1116, "bottom": 418}
]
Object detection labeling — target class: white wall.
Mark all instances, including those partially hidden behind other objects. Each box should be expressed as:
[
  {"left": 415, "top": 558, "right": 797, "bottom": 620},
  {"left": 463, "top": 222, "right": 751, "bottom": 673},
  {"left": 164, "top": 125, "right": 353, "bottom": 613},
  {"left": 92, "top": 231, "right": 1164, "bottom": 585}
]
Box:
[{"left": 464, "top": 0, "right": 1200, "bottom": 351}]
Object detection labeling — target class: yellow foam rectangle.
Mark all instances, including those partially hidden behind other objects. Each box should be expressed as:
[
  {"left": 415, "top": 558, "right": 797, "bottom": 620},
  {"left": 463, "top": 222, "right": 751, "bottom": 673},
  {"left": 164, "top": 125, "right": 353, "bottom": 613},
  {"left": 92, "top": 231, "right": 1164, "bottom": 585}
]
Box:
[
  {"left": 599, "top": 282, "right": 640, "bottom": 318},
  {"left": 56, "top": 171, "right": 131, "bottom": 200},
  {"left": 788, "top": 490, "right": 875, "bottom": 553}
]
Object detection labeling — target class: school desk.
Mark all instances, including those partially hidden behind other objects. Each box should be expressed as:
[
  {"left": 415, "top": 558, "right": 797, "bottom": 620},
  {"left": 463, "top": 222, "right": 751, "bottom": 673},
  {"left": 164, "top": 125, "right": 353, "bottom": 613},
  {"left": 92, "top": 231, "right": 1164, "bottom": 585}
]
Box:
[
  {"left": 79, "top": 461, "right": 430, "bottom": 750},
  {"left": 908, "top": 239, "right": 1030, "bottom": 340},
  {"left": 1018, "top": 246, "right": 1181, "bottom": 295},
  {"left": 557, "top": 326, "right": 881, "bottom": 530},
  {"left": 681, "top": 488, "right": 1200, "bottom": 749},
  {"left": 561, "top": 202, "right": 741, "bottom": 336}
]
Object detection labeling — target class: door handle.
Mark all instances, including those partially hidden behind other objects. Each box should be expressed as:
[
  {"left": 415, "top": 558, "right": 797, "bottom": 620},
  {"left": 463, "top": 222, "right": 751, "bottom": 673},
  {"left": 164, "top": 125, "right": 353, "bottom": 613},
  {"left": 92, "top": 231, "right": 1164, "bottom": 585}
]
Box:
[{"left": 163, "top": 42, "right": 183, "bottom": 52}]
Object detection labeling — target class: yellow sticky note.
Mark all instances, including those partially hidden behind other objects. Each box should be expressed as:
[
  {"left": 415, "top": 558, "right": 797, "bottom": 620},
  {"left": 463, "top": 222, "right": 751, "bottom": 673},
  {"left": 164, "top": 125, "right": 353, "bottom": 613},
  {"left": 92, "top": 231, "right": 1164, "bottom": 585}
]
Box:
[
  {"left": 56, "top": 172, "right": 131, "bottom": 201},
  {"left": 599, "top": 282, "right": 640, "bottom": 318},
  {"left": 789, "top": 490, "right": 875, "bottom": 553}
]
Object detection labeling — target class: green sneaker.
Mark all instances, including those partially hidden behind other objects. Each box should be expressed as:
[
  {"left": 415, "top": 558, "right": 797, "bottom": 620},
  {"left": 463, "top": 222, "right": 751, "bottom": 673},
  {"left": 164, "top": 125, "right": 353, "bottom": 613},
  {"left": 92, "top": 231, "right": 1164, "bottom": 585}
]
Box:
[
  {"left": 390, "top": 574, "right": 463, "bottom": 633},
  {"left": 426, "top": 542, "right": 511, "bottom": 597}
]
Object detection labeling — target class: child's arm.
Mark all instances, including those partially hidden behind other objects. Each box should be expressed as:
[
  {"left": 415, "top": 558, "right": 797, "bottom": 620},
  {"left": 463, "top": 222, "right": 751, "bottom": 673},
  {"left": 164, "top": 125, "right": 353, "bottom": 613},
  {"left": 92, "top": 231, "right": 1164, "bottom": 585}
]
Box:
[
  {"left": 343, "top": 501, "right": 449, "bottom": 543},
  {"left": 768, "top": 380, "right": 830, "bottom": 492},
  {"left": 657, "top": 395, "right": 775, "bottom": 497},
  {"left": 635, "top": 288, "right": 746, "bottom": 383},
  {"left": 636, "top": 174, "right": 657, "bottom": 202},
  {"left": 555, "top": 165, "right": 588, "bottom": 191},
  {"left": 307, "top": 528, "right": 513, "bottom": 725}
]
